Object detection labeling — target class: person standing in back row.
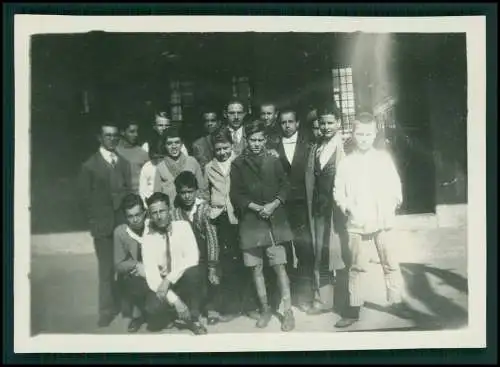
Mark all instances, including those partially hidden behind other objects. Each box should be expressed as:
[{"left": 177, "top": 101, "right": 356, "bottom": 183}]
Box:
[
  {"left": 191, "top": 108, "right": 222, "bottom": 172},
  {"left": 142, "top": 110, "right": 188, "bottom": 156},
  {"left": 78, "top": 121, "right": 132, "bottom": 327}
]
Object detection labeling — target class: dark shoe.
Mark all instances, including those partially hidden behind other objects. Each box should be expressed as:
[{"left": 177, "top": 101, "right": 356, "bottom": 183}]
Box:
[
  {"left": 390, "top": 302, "right": 413, "bottom": 319},
  {"left": 256, "top": 307, "right": 273, "bottom": 329},
  {"left": 218, "top": 314, "right": 239, "bottom": 323},
  {"left": 188, "top": 321, "right": 208, "bottom": 335},
  {"left": 306, "top": 301, "right": 329, "bottom": 315},
  {"left": 281, "top": 309, "right": 295, "bottom": 332},
  {"left": 97, "top": 313, "right": 115, "bottom": 328},
  {"left": 334, "top": 317, "right": 359, "bottom": 328},
  {"left": 246, "top": 309, "right": 261, "bottom": 320},
  {"left": 127, "top": 317, "right": 145, "bottom": 333},
  {"left": 207, "top": 316, "right": 219, "bottom": 326}
]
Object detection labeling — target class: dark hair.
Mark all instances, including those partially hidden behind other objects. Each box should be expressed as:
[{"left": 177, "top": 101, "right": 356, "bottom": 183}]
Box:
[
  {"left": 146, "top": 192, "right": 170, "bottom": 208},
  {"left": 163, "top": 126, "right": 183, "bottom": 142},
  {"left": 97, "top": 120, "right": 119, "bottom": 134},
  {"left": 154, "top": 111, "right": 170, "bottom": 121},
  {"left": 278, "top": 108, "right": 298, "bottom": 121},
  {"left": 119, "top": 119, "right": 140, "bottom": 132},
  {"left": 244, "top": 119, "right": 267, "bottom": 138},
  {"left": 225, "top": 98, "right": 247, "bottom": 111},
  {"left": 317, "top": 101, "right": 341, "bottom": 121},
  {"left": 202, "top": 109, "right": 219, "bottom": 120},
  {"left": 212, "top": 126, "right": 233, "bottom": 145},
  {"left": 306, "top": 109, "right": 318, "bottom": 124},
  {"left": 174, "top": 171, "right": 198, "bottom": 192},
  {"left": 259, "top": 101, "right": 278, "bottom": 113},
  {"left": 148, "top": 135, "right": 165, "bottom": 159},
  {"left": 121, "top": 193, "right": 145, "bottom": 213}
]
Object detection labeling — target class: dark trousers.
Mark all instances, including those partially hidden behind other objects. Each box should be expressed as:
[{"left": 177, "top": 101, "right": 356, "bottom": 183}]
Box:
[
  {"left": 285, "top": 201, "right": 315, "bottom": 306},
  {"left": 213, "top": 213, "right": 259, "bottom": 315},
  {"left": 126, "top": 265, "right": 205, "bottom": 322},
  {"left": 93, "top": 235, "right": 118, "bottom": 318}
]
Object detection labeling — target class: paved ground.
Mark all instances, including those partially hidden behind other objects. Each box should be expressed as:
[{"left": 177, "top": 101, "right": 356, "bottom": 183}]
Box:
[{"left": 30, "top": 224, "right": 468, "bottom": 336}]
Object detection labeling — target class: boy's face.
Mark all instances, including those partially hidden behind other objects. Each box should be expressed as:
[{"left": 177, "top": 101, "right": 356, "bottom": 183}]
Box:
[
  {"left": 122, "top": 124, "right": 139, "bottom": 145},
  {"left": 353, "top": 122, "right": 377, "bottom": 152},
  {"left": 280, "top": 112, "right": 299, "bottom": 138},
  {"left": 247, "top": 131, "right": 267, "bottom": 155},
  {"left": 312, "top": 120, "right": 323, "bottom": 141},
  {"left": 149, "top": 201, "right": 170, "bottom": 229},
  {"left": 124, "top": 204, "right": 146, "bottom": 231},
  {"left": 165, "top": 137, "right": 182, "bottom": 158},
  {"left": 99, "top": 126, "right": 120, "bottom": 152},
  {"left": 154, "top": 116, "right": 170, "bottom": 134},
  {"left": 319, "top": 114, "right": 341, "bottom": 140},
  {"left": 225, "top": 103, "right": 246, "bottom": 130},
  {"left": 214, "top": 142, "right": 232, "bottom": 162},
  {"left": 260, "top": 105, "right": 277, "bottom": 127},
  {"left": 203, "top": 113, "right": 220, "bottom": 134},
  {"left": 177, "top": 186, "right": 197, "bottom": 208}
]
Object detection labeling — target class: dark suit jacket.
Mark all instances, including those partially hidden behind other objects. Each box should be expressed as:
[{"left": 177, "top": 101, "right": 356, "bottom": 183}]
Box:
[
  {"left": 192, "top": 135, "right": 214, "bottom": 171},
  {"left": 276, "top": 133, "right": 311, "bottom": 204},
  {"left": 230, "top": 151, "right": 293, "bottom": 250},
  {"left": 113, "top": 224, "right": 142, "bottom": 276},
  {"left": 78, "top": 151, "right": 132, "bottom": 238}
]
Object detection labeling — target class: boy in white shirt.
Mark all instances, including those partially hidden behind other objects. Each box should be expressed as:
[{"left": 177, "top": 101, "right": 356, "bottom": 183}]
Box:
[
  {"left": 138, "top": 135, "right": 164, "bottom": 205},
  {"left": 141, "top": 192, "right": 208, "bottom": 335},
  {"left": 333, "top": 112, "right": 411, "bottom": 328}
]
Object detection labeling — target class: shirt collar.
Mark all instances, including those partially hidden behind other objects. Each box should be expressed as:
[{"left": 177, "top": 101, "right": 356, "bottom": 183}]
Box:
[
  {"left": 99, "top": 147, "right": 117, "bottom": 163},
  {"left": 282, "top": 131, "right": 298, "bottom": 144}
]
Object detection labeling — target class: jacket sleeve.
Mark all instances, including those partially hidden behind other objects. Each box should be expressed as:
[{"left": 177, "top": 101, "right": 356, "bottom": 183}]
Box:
[
  {"left": 203, "top": 206, "right": 220, "bottom": 267},
  {"left": 333, "top": 158, "right": 349, "bottom": 214},
  {"left": 193, "top": 159, "right": 209, "bottom": 201},
  {"left": 122, "top": 159, "right": 133, "bottom": 194},
  {"left": 274, "top": 157, "right": 291, "bottom": 204},
  {"left": 113, "top": 227, "right": 138, "bottom": 275},
  {"left": 138, "top": 163, "right": 150, "bottom": 205},
  {"left": 229, "top": 161, "right": 251, "bottom": 211}
]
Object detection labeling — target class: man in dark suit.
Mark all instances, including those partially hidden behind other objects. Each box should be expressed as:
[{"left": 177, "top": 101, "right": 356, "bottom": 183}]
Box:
[
  {"left": 191, "top": 109, "right": 222, "bottom": 172},
  {"left": 275, "top": 108, "right": 315, "bottom": 312},
  {"left": 259, "top": 102, "right": 282, "bottom": 151},
  {"left": 78, "top": 121, "right": 132, "bottom": 327}
]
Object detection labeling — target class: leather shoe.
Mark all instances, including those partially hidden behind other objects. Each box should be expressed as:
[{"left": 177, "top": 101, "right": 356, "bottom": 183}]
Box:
[
  {"left": 246, "top": 310, "right": 261, "bottom": 320},
  {"left": 97, "top": 314, "right": 115, "bottom": 328},
  {"left": 127, "top": 317, "right": 145, "bottom": 333},
  {"left": 334, "top": 317, "right": 359, "bottom": 328},
  {"left": 207, "top": 317, "right": 219, "bottom": 326},
  {"left": 281, "top": 309, "right": 295, "bottom": 332},
  {"left": 188, "top": 321, "right": 208, "bottom": 335},
  {"left": 256, "top": 307, "right": 273, "bottom": 329},
  {"left": 390, "top": 302, "right": 413, "bottom": 319}
]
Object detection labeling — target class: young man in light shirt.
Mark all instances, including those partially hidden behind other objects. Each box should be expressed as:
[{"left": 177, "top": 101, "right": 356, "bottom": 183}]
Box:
[
  {"left": 138, "top": 135, "right": 165, "bottom": 205},
  {"left": 141, "top": 192, "right": 208, "bottom": 335}
]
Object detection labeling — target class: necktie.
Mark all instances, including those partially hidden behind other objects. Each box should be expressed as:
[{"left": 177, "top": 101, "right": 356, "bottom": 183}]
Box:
[
  {"left": 110, "top": 154, "right": 117, "bottom": 167},
  {"left": 165, "top": 233, "right": 172, "bottom": 275},
  {"left": 231, "top": 129, "right": 238, "bottom": 145}
]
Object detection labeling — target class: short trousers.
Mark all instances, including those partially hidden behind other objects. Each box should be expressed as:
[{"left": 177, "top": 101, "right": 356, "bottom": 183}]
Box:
[{"left": 242, "top": 244, "right": 287, "bottom": 267}]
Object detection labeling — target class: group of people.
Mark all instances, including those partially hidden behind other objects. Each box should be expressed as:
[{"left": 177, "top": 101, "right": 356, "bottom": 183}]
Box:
[{"left": 78, "top": 97, "right": 411, "bottom": 336}]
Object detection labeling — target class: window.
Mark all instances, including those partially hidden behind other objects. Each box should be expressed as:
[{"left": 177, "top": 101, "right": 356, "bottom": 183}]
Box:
[
  {"left": 169, "top": 80, "right": 195, "bottom": 122},
  {"left": 232, "top": 76, "right": 252, "bottom": 114},
  {"left": 332, "top": 67, "right": 355, "bottom": 133},
  {"left": 374, "top": 97, "right": 397, "bottom": 131}
]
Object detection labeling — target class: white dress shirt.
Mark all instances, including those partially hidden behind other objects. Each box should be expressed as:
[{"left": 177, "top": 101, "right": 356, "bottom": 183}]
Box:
[
  {"left": 282, "top": 132, "right": 298, "bottom": 164},
  {"left": 228, "top": 126, "right": 244, "bottom": 145},
  {"left": 317, "top": 133, "right": 342, "bottom": 169},
  {"left": 99, "top": 147, "right": 118, "bottom": 166},
  {"left": 141, "top": 220, "right": 200, "bottom": 298},
  {"left": 138, "top": 161, "right": 158, "bottom": 204},
  {"left": 334, "top": 149, "right": 403, "bottom": 234}
]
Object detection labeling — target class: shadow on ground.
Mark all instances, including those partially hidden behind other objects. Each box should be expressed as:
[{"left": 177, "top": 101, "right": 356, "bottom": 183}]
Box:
[{"left": 362, "top": 262, "right": 468, "bottom": 331}]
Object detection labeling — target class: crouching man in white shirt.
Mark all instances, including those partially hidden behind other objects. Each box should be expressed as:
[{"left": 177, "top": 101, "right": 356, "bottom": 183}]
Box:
[{"left": 142, "top": 191, "right": 208, "bottom": 335}]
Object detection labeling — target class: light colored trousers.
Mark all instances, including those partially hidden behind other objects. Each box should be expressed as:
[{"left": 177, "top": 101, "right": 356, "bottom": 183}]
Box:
[{"left": 348, "top": 230, "right": 404, "bottom": 307}]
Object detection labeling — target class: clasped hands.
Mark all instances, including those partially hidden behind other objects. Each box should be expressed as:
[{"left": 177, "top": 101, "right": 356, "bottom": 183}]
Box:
[{"left": 248, "top": 199, "right": 280, "bottom": 220}]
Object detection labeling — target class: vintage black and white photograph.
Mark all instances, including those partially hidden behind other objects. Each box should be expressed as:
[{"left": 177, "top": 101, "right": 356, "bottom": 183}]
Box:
[{"left": 15, "top": 15, "right": 486, "bottom": 353}]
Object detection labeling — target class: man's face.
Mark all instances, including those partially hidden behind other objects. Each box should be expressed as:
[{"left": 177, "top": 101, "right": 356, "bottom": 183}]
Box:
[
  {"left": 122, "top": 124, "right": 139, "bottom": 145},
  {"left": 247, "top": 131, "right": 267, "bottom": 155},
  {"left": 99, "top": 126, "right": 120, "bottom": 152},
  {"left": 203, "top": 112, "right": 220, "bottom": 135},
  {"left": 312, "top": 120, "right": 323, "bottom": 141},
  {"left": 353, "top": 122, "right": 377, "bottom": 152},
  {"left": 154, "top": 116, "right": 171, "bottom": 135},
  {"left": 225, "top": 103, "right": 246, "bottom": 130},
  {"left": 165, "top": 137, "right": 182, "bottom": 159},
  {"left": 177, "top": 186, "right": 197, "bottom": 208},
  {"left": 149, "top": 201, "right": 170, "bottom": 229},
  {"left": 260, "top": 105, "right": 277, "bottom": 127},
  {"left": 125, "top": 204, "right": 146, "bottom": 231},
  {"left": 214, "top": 142, "right": 232, "bottom": 162},
  {"left": 319, "top": 114, "right": 341, "bottom": 140},
  {"left": 280, "top": 112, "right": 299, "bottom": 138}
]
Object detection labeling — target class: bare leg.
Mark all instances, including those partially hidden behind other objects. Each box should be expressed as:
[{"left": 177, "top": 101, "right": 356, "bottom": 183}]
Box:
[{"left": 252, "top": 264, "right": 273, "bottom": 328}]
